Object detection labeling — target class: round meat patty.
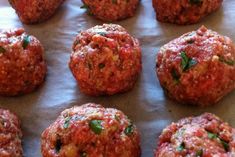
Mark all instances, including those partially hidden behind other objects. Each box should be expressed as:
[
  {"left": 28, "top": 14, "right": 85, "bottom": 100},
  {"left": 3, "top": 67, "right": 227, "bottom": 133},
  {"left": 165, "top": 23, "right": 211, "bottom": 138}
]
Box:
[
  {"left": 69, "top": 24, "right": 141, "bottom": 96},
  {"left": 155, "top": 113, "right": 235, "bottom": 157},
  {"left": 41, "top": 103, "right": 141, "bottom": 157},
  {"left": 152, "top": 0, "right": 223, "bottom": 25},
  {"left": 156, "top": 26, "right": 235, "bottom": 106},
  {"left": 0, "top": 28, "right": 46, "bottom": 96},
  {"left": 0, "top": 109, "right": 23, "bottom": 157},
  {"left": 81, "top": 0, "right": 139, "bottom": 22},
  {"left": 8, "top": 0, "right": 66, "bottom": 24}
]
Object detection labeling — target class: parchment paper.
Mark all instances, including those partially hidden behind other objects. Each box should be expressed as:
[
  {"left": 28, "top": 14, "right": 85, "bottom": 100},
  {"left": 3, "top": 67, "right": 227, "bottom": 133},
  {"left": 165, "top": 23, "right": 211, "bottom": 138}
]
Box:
[{"left": 0, "top": 0, "right": 235, "bottom": 156}]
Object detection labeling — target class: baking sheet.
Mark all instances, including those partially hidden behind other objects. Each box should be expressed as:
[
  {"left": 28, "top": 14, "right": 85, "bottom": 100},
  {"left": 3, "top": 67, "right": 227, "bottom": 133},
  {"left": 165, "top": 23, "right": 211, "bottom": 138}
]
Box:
[{"left": 0, "top": 0, "right": 235, "bottom": 156}]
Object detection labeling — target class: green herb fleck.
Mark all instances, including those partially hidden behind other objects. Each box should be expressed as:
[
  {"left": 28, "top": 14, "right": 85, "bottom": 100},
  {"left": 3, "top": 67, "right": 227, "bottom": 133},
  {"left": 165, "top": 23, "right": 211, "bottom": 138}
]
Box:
[
  {"left": 189, "top": 0, "right": 203, "bottom": 5},
  {"left": 180, "top": 51, "right": 197, "bottom": 71},
  {"left": 207, "top": 131, "right": 217, "bottom": 139},
  {"left": 171, "top": 68, "right": 180, "bottom": 83},
  {"left": 225, "top": 60, "right": 235, "bottom": 65},
  {"left": 219, "top": 56, "right": 235, "bottom": 66},
  {"left": 124, "top": 124, "right": 134, "bottom": 136},
  {"left": 176, "top": 142, "right": 185, "bottom": 152},
  {"left": 63, "top": 117, "right": 72, "bottom": 129},
  {"left": 0, "top": 46, "right": 6, "bottom": 53},
  {"left": 207, "top": 131, "right": 229, "bottom": 151},
  {"left": 97, "top": 32, "right": 106, "bottom": 36},
  {"left": 55, "top": 139, "right": 62, "bottom": 153},
  {"left": 98, "top": 63, "right": 105, "bottom": 69},
  {"left": 115, "top": 115, "right": 120, "bottom": 121},
  {"left": 89, "top": 120, "right": 103, "bottom": 134},
  {"left": 220, "top": 140, "right": 229, "bottom": 152},
  {"left": 195, "top": 149, "right": 203, "bottom": 157},
  {"left": 80, "top": 151, "right": 87, "bottom": 157},
  {"left": 22, "top": 35, "right": 30, "bottom": 49},
  {"left": 181, "top": 52, "right": 189, "bottom": 70}
]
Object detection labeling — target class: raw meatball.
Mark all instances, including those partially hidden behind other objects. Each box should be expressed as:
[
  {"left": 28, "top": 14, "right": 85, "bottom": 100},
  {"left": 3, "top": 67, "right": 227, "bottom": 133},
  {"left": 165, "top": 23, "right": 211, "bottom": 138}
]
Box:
[
  {"left": 152, "top": 0, "right": 223, "bottom": 25},
  {"left": 155, "top": 113, "right": 235, "bottom": 157},
  {"left": 41, "top": 103, "right": 141, "bottom": 157},
  {"left": 0, "top": 109, "right": 23, "bottom": 157},
  {"left": 156, "top": 26, "right": 235, "bottom": 106},
  {"left": 69, "top": 24, "right": 141, "bottom": 96},
  {"left": 8, "top": 0, "right": 66, "bottom": 24},
  {"left": 0, "top": 28, "right": 46, "bottom": 96},
  {"left": 81, "top": 0, "right": 139, "bottom": 22}
]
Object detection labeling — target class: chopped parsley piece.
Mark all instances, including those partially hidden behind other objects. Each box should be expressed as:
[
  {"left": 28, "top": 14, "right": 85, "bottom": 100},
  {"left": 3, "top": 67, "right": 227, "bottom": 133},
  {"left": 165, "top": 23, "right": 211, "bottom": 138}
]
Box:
[
  {"left": 189, "top": 0, "right": 203, "bottom": 5},
  {"left": 207, "top": 131, "right": 229, "bottom": 151},
  {"left": 219, "top": 56, "right": 235, "bottom": 66},
  {"left": 0, "top": 46, "right": 6, "bottom": 53},
  {"left": 124, "top": 124, "right": 134, "bottom": 136},
  {"left": 98, "top": 63, "right": 105, "bottom": 69},
  {"left": 176, "top": 142, "right": 185, "bottom": 152},
  {"left": 171, "top": 68, "right": 180, "bottom": 83},
  {"left": 89, "top": 120, "right": 103, "bottom": 134},
  {"left": 55, "top": 139, "right": 62, "bottom": 153},
  {"left": 207, "top": 131, "right": 217, "bottom": 139},
  {"left": 63, "top": 116, "right": 72, "bottom": 129},
  {"left": 220, "top": 140, "right": 229, "bottom": 152},
  {"left": 22, "top": 35, "right": 30, "bottom": 49},
  {"left": 225, "top": 60, "right": 235, "bottom": 65},
  {"left": 181, "top": 52, "right": 189, "bottom": 70},
  {"left": 115, "top": 114, "right": 120, "bottom": 121},
  {"left": 97, "top": 32, "right": 106, "bottom": 36},
  {"left": 180, "top": 51, "right": 197, "bottom": 71},
  {"left": 196, "top": 149, "right": 203, "bottom": 157}
]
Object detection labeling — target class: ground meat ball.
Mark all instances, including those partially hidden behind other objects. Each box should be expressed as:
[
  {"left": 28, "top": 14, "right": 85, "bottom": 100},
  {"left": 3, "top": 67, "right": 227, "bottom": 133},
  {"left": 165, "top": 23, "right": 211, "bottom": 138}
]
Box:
[
  {"left": 41, "top": 103, "right": 141, "bottom": 157},
  {"left": 0, "top": 109, "right": 23, "bottom": 157},
  {"left": 155, "top": 113, "right": 235, "bottom": 157},
  {"left": 69, "top": 24, "right": 141, "bottom": 96},
  {"left": 156, "top": 26, "right": 235, "bottom": 106},
  {"left": 152, "top": 0, "right": 223, "bottom": 25},
  {"left": 81, "top": 0, "right": 139, "bottom": 22},
  {"left": 0, "top": 28, "right": 46, "bottom": 96},
  {"left": 8, "top": 0, "right": 65, "bottom": 24}
]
